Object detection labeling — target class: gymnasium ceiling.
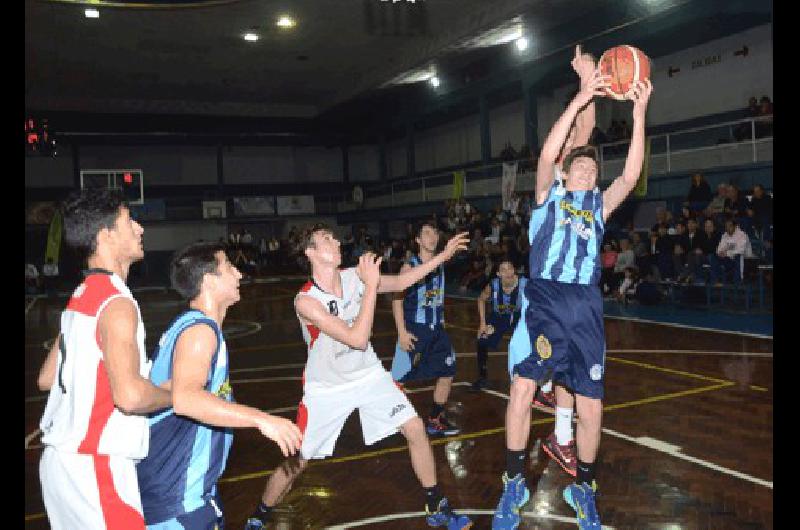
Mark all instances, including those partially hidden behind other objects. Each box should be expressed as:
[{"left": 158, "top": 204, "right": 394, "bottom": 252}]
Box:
[{"left": 25, "top": 0, "right": 771, "bottom": 137}]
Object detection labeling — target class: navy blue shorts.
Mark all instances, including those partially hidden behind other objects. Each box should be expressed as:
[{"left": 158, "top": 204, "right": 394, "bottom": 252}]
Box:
[
  {"left": 512, "top": 279, "right": 606, "bottom": 399},
  {"left": 146, "top": 498, "right": 223, "bottom": 529},
  {"left": 391, "top": 322, "right": 456, "bottom": 382},
  {"left": 477, "top": 314, "right": 515, "bottom": 349}
]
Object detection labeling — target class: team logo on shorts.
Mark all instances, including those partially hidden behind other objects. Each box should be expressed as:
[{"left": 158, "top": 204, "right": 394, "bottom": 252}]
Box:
[
  {"left": 445, "top": 353, "right": 454, "bottom": 366},
  {"left": 328, "top": 300, "right": 338, "bottom": 316},
  {"left": 590, "top": 364, "right": 603, "bottom": 381},
  {"left": 536, "top": 334, "right": 552, "bottom": 360}
]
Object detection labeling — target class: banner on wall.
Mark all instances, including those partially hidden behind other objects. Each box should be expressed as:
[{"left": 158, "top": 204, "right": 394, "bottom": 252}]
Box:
[
  {"left": 634, "top": 138, "right": 651, "bottom": 198},
  {"left": 44, "top": 209, "right": 62, "bottom": 264},
  {"left": 501, "top": 162, "right": 518, "bottom": 209},
  {"left": 452, "top": 170, "right": 465, "bottom": 199},
  {"left": 276, "top": 195, "right": 315, "bottom": 215},
  {"left": 233, "top": 196, "right": 276, "bottom": 216}
]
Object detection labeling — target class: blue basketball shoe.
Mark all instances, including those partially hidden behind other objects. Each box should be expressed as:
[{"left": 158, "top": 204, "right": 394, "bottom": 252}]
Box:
[
  {"left": 425, "top": 497, "right": 473, "bottom": 529},
  {"left": 491, "top": 472, "right": 530, "bottom": 529},
  {"left": 563, "top": 481, "right": 601, "bottom": 529}
]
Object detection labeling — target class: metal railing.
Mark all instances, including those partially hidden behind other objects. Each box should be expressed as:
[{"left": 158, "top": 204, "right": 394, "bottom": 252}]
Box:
[{"left": 332, "top": 114, "right": 773, "bottom": 213}]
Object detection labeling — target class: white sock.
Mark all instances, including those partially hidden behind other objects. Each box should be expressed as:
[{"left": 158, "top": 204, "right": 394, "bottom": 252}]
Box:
[
  {"left": 540, "top": 380, "right": 553, "bottom": 393},
  {"left": 555, "top": 407, "right": 574, "bottom": 445}
]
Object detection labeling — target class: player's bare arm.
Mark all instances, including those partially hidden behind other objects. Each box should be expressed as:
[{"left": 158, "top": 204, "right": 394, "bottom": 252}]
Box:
[
  {"left": 477, "top": 284, "right": 491, "bottom": 336},
  {"left": 377, "top": 232, "right": 469, "bottom": 293},
  {"left": 571, "top": 44, "right": 598, "bottom": 148},
  {"left": 171, "top": 324, "right": 302, "bottom": 457},
  {"left": 37, "top": 334, "right": 60, "bottom": 391},
  {"left": 602, "top": 79, "right": 653, "bottom": 221},
  {"left": 537, "top": 68, "right": 610, "bottom": 205},
  {"left": 99, "top": 297, "right": 172, "bottom": 414},
  {"left": 297, "top": 253, "right": 382, "bottom": 351},
  {"left": 391, "top": 265, "right": 418, "bottom": 351}
]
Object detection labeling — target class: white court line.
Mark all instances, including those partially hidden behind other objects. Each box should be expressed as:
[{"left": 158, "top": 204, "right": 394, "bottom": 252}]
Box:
[
  {"left": 446, "top": 293, "right": 773, "bottom": 339},
  {"left": 603, "top": 315, "right": 772, "bottom": 339},
  {"left": 25, "top": 297, "right": 38, "bottom": 316},
  {"left": 480, "top": 387, "right": 772, "bottom": 489},
  {"left": 325, "top": 508, "right": 615, "bottom": 529}
]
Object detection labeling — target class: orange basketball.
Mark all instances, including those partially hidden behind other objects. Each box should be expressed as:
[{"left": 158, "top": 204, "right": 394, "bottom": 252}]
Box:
[{"left": 599, "top": 45, "right": 651, "bottom": 100}]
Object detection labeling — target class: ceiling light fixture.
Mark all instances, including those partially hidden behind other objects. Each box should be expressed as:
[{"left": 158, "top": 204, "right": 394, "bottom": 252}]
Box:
[
  {"left": 243, "top": 33, "right": 259, "bottom": 42},
  {"left": 430, "top": 76, "right": 440, "bottom": 88},
  {"left": 84, "top": 8, "right": 100, "bottom": 18},
  {"left": 515, "top": 36, "right": 529, "bottom": 51},
  {"left": 277, "top": 15, "right": 296, "bottom": 28}
]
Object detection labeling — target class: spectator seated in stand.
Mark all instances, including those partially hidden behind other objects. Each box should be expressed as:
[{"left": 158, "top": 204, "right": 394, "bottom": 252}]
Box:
[
  {"left": 746, "top": 184, "right": 773, "bottom": 242},
  {"left": 704, "top": 183, "right": 729, "bottom": 224},
  {"left": 709, "top": 218, "right": 752, "bottom": 286},
  {"left": 615, "top": 266, "right": 640, "bottom": 304},
  {"left": 684, "top": 172, "right": 713, "bottom": 215},
  {"left": 724, "top": 185, "right": 751, "bottom": 234},
  {"left": 756, "top": 95, "right": 773, "bottom": 138},
  {"left": 25, "top": 262, "right": 41, "bottom": 295},
  {"left": 599, "top": 241, "right": 618, "bottom": 296}
]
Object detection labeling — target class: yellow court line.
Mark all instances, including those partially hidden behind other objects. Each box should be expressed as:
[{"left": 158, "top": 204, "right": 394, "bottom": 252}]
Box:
[
  {"left": 23, "top": 381, "right": 740, "bottom": 522},
  {"left": 217, "top": 381, "right": 729, "bottom": 485},
  {"left": 750, "top": 385, "right": 769, "bottom": 392},
  {"left": 605, "top": 356, "right": 730, "bottom": 384}
]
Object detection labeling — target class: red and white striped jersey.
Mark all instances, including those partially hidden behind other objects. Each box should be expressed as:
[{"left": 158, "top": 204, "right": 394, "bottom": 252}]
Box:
[
  {"left": 296, "top": 268, "right": 382, "bottom": 392},
  {"left": 39, "top": 271, "right": 151, "bottom": 460}
]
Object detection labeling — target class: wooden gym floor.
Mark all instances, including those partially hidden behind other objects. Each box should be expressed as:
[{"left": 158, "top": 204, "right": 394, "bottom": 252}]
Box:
[{"left": 24, "top": 280, "right": 773, "bottom": 529}]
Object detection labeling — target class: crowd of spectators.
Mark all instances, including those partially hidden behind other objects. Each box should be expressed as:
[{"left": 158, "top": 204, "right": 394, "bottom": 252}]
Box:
[{"left": 597, "top": 173, "right": 773, "bottom": 305}]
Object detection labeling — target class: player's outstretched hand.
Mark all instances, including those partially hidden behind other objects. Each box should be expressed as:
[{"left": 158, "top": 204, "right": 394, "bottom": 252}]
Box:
[
  {"left": 628, "top": 79, "right": 653, "bottom": 120},
  {"left": 577, "top": 67, "right": 611, "bottom": 105},
  {"left": 442, "top": 232, "right": 470, "bottom": 261},
  {"left": 571, "top": 44, "right": 595, "bottom": 81},
  {"left": 255, "top": 414, "right": 303, "bottom": 458},
  {"left": 356, "top": 252, "right": 383, "bottom": 288},
  {"left": 477, "top": 323, "right": 489, "bottom": 339}
]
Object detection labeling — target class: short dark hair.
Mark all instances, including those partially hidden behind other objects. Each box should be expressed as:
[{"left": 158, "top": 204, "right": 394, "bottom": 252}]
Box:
[
  {"left": 62, "top": 188, "right": 128, "bottom": 255},
  {"left": 413, "top": 220, "right": 438, "bottom": 239},
  {"left": 170, "top": 242, "right": 227, "bottom": 300},
  {"left": 294, "top": 222, "right": 332, "bottom": 271},
  {"left": 563, "top": 145, "right": 599, "bottom": 173}
]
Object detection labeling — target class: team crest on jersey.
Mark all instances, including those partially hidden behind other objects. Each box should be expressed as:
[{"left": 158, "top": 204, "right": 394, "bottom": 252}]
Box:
[
  {"left": 328, "top": 300, "right": 339, "bottom": 316},
  {"left": 535, "top": 334, "right": 552, "bottom": 360},
  {"left": 215, "top": 379, "right": 232, "bottom": 399}
]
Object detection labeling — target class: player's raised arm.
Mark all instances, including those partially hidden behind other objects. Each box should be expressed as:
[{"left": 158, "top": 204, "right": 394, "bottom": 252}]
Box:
[
  {"left": 297, "top": 253, "right": 382, "bottom": 351},
  {"left": 536, "top": 68, "right": 610, "bottom": 205},
  {"left": 602, "top": 79, "right": 653, "bottom": 221},
  {"left": 377, "top": 232, "right": 469, "bottom": 293},
  {"left": 571, "top": 45, "right": 598, "bottom": 148}
]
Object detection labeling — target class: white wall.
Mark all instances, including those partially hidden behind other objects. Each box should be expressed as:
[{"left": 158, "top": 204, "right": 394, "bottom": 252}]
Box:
[
  {"left": 224, "top": 146, "right": 342, "bottom": 184},
  {"left": 415, "top": 114, "right": 481, "bottom": 172},
  {"left": 142, "top": 222, "right": 228, "bottom": 252},
  {"left": 645, "top": 23, "right": 772, "bottom": 125},
  {"left": 25, "top": 154, "right": 75, "bottom": 187},
  {"left": 538, "top": 23, "right": 773, "bottom": 134},
  {"left": 490, "top": 100, "right": 525, "bottom": 156},
  {"left": 388, "top": 140, "right": 407, "bottom": 178},
  {"left": 80, "top": 145, "right": 217, "bottom": 185},
  {"left": 348, "top": 145, "right": 381, "bottom": 182}
]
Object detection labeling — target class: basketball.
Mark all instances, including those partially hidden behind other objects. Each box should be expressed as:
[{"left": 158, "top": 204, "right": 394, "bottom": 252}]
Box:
[{"left": 599, "top": 45, "right": 651, "bottom": 100}]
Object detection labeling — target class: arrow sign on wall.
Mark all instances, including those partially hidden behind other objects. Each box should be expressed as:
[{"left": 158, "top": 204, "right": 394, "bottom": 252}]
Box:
[
  {"left": 668, "top": 66, "right": 680, "bottom": 77},
  {"left": 734, "top": 45, "right": 749, "bottom": 57}
]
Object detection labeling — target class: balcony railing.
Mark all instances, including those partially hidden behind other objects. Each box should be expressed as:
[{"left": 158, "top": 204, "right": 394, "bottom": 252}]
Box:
[{"left": 332, "top": 114, "right": 773, "bottom": 213}]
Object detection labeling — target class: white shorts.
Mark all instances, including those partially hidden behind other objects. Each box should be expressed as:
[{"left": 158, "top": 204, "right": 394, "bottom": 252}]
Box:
[
  {"left": 297, "top": 369, "right": 418, "bottom": 460},
  {"left": 40, "top": 446, "right": 145, "bottom": 530}
]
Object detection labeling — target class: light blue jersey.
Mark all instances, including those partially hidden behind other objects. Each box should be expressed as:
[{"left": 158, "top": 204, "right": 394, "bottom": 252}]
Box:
[
  {"left": 137, "top": 310, "right": 233, "bottom": 526},
  {"left": 528, "top": 180, "right": 604, "bottom": 285},
  {"left": 402, "top": 255, "right": 445, "bottom": 327}
]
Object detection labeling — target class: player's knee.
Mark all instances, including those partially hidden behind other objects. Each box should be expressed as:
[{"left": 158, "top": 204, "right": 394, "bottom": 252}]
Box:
[
  {"left": 400, "top": 416, "right": 426, "bottom": 442},
  {"left": 575, "top": 395, "right": 602, "bottom": 421},
  {"left": 510, "top": 376, "right": 536, "bottom": 402}
]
